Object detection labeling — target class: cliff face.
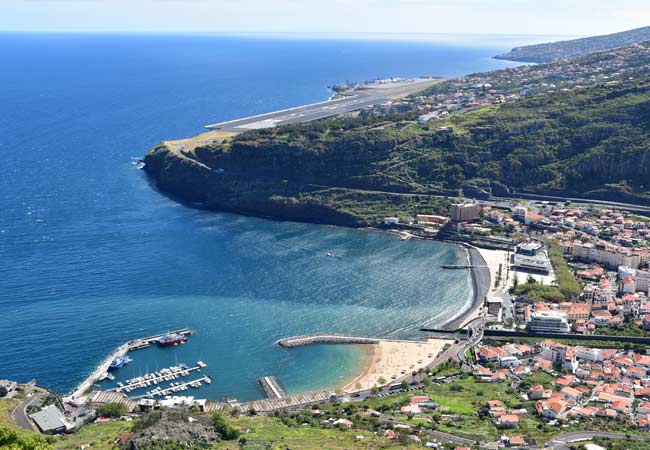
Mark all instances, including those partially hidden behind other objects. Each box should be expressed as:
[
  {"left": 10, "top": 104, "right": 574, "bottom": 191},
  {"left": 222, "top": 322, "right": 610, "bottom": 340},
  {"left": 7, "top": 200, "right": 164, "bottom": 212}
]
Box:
[{"left": 144, "top": 144, "right": 368, "bottom": 227}]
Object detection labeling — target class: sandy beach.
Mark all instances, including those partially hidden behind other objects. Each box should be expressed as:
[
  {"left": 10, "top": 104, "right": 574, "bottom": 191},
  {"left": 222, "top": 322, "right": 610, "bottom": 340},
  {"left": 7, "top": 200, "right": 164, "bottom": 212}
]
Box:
[{"left": 342, "top": 338, "right": 452, "bottom": 393}]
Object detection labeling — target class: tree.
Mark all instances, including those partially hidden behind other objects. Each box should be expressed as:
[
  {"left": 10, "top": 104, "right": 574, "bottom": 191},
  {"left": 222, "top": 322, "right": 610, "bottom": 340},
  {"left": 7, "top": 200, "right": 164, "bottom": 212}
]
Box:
[
  {"left": 0, "top": 426, "right": 53, "bottom": 450},
  {"left": 212, "top": 413, "right": 241, "bottom": 441},
  {"left": 97, "top": 402, "right": 128, "bottom": 418}
]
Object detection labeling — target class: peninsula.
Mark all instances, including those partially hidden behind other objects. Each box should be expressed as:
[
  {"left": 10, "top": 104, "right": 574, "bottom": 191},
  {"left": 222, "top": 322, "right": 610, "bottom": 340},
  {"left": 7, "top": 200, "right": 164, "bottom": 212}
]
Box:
[
  {"left": 496, "top": 25, "right": 650, "bottom": 63},
  {"left": 144, "top": 37, "right": 650, "bottom": 229}
]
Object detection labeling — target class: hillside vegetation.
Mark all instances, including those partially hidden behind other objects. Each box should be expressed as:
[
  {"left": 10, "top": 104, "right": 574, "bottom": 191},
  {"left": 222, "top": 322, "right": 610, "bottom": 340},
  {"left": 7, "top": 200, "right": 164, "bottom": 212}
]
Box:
[
  {"left": 145, "top": 73, "right": 650, "bottom": 226},
  {"left": 496, "top": 26, "right": 650, "bottom": 62}
]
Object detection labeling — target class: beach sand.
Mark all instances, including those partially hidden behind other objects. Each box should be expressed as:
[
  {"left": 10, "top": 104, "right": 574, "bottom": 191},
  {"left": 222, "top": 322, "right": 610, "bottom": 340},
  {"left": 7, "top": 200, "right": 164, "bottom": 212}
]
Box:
[{"left": 342, "top": 338, "right": 452, "bottom": 393}]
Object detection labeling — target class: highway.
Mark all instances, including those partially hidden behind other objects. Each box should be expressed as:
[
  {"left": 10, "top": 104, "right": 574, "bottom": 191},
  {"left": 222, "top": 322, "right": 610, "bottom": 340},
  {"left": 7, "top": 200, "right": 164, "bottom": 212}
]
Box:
[{"left": 204, "top": 78, "right": 439, "bottom": 132}]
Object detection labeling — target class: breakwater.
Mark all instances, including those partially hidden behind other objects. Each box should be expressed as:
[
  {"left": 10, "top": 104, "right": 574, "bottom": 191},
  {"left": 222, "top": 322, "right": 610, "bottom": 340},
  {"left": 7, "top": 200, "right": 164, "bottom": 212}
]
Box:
[
  {"left": 276, "top": 334, "right": 381, "bottom": 348},
  {"left": 64, "top": 328, "right": 191, "bottom": 402}
]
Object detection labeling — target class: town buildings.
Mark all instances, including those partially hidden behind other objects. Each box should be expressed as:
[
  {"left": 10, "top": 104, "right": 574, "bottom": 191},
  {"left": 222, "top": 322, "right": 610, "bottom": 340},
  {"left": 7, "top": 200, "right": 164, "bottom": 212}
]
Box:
[{"left": 451, "top": 203, "right": 480, "bottom": 222}]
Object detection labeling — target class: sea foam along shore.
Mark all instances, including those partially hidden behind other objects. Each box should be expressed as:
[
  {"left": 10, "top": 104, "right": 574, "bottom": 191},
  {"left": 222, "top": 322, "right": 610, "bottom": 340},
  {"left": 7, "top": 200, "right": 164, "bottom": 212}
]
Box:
[{"left": 335, "top": 241, "right": 489, "bottom": 395}]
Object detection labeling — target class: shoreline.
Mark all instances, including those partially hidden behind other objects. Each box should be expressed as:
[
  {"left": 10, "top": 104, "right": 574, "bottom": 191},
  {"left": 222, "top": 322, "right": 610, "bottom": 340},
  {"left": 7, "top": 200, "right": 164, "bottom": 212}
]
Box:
[
  {"left": 339, "top": 338, "right": 453, "bottom": 393},
  {"left": 331, "top": 241, "right": 488, "bottom": 395},
  {"left": 437, "top": 242, "right": 489, "bottom": 331}
]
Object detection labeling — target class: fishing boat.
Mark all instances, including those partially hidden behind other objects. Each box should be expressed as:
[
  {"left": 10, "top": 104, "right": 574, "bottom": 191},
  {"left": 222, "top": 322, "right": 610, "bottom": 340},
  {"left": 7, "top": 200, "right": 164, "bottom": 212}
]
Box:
[{"left": 156, "top": 333, "right": 188, "bottom": 347}]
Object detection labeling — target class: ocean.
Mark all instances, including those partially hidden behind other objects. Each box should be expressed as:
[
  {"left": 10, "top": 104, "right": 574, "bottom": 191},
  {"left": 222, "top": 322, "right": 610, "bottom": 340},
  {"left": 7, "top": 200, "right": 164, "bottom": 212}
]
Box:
[{"left": 0, "top": 32, "right": 525, "bottom": 400}]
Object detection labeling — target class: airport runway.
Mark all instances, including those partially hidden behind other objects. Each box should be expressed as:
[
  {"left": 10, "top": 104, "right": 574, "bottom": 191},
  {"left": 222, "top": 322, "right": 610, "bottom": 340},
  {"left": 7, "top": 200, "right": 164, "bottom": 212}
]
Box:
[{"left": 205, "top": 78, "right": 439, "bottom": 132}]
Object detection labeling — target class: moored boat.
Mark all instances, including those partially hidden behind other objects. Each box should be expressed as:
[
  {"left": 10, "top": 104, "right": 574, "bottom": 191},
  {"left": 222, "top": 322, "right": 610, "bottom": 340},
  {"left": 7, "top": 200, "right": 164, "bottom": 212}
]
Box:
[
  {"left": 109, "top": 356, "right": 132, "bottom": 370},
  {"left": 156, "top": 333, "right": 188, "bottom": 346}
]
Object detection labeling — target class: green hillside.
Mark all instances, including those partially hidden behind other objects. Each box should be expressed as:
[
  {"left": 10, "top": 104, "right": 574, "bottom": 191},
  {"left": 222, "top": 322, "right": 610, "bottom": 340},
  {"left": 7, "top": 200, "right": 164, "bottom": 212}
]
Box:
[
  {"left": 145, "top": 69, "right": 650, "bottom": 226},
  {"left": 496, "top": 26, "right": 650, "bottom": 62}
]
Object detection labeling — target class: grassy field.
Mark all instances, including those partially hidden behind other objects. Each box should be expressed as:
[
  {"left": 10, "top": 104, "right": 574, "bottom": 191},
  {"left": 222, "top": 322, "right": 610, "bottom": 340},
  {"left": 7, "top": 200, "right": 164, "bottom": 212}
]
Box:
[
  {"left": 0, "top": 396, "right": 42, "bottom": 441},
  {"left": 524, "top": 371, "right": 556, "bottom": 387},
  {"left": 52, "top": 422, "right": 132, "bottom": 450},
  {"left": 163, "top": 130, "right": 238, "bottom": 154},
  {"left": 216, "top": 415, "right": 419, "bottom": 450}
]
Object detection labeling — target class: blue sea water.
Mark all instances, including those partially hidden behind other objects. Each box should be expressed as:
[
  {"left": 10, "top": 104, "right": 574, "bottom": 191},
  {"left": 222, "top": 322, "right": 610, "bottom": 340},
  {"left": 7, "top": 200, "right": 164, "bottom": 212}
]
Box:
[{"left": 1, "top": 33, "right": 523, "bottom": 400}]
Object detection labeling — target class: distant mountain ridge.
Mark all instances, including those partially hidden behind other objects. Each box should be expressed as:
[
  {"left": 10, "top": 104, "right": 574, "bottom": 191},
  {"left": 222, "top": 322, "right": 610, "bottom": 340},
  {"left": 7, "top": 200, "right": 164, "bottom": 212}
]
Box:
[{"left": 496, "top": 26, "right": 650, "bottom": 63}]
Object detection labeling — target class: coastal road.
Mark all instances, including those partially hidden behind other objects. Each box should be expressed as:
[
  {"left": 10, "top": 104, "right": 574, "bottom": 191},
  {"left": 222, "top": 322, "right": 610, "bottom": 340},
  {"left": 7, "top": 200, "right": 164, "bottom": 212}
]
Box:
[
  {"left": 11, "top": 396, "right": 36, "bottom": 432},
  {"left": 382, "top": 417, "right": 475, "bottom": 446},
  {"left": 539, "top": 431, "right": 650, "bottom": 449},
  {"left": 204, "top": 78, "right": 439, "bottom": 132}
]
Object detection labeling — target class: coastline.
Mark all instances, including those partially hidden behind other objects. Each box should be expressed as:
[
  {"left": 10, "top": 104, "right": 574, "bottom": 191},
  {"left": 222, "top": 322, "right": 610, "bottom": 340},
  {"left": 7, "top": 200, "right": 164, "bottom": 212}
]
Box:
[
  {"left": 437, "top": 243, "right": 489, "bottom": 331},
  {"left": 331, "top": 242, "right": 486, "bottom": 395},
  {"left": 340, "top": 338, "right": 453, "bottom": 393}
]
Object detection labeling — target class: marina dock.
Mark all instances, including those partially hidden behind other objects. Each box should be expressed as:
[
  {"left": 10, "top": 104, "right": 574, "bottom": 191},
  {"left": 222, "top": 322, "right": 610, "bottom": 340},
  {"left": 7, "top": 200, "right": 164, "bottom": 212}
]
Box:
[
  {"left": 257, "top": 376, "right": 286, "bottom": 399},
  {"left": 65, "top": 328, "right": 192, "bottom": 401},
  {"left": 114, "top": 362, "right": 205, "bottom": 394},
  {"left": 131, "top": 375, "right": 212, "bottom": 399}
]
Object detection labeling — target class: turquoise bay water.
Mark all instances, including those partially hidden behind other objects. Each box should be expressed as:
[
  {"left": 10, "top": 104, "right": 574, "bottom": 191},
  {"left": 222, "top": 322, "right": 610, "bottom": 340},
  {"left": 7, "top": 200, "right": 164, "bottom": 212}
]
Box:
[{"left": 0, "top": 33, "right": 523, "bottom": 400}]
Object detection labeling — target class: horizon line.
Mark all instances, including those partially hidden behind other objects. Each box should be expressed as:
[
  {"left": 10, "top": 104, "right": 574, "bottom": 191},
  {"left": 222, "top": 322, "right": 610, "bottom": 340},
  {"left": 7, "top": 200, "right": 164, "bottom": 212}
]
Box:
[{"left": 0, "top": 29, "right": 577, "bottom": 38}]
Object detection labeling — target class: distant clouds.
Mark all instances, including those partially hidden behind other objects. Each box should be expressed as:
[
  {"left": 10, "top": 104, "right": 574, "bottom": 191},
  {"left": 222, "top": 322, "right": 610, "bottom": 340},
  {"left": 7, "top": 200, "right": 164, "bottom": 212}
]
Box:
[{"left": 1, "top": 0, "right": 649, "bottom": 36}]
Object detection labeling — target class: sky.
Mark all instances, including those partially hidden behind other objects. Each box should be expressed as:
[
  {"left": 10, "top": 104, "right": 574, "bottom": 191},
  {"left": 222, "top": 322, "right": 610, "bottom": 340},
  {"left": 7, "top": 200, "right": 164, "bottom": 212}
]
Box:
[{"left": 1, "top": 0, "right": 650, "bottom": 36}]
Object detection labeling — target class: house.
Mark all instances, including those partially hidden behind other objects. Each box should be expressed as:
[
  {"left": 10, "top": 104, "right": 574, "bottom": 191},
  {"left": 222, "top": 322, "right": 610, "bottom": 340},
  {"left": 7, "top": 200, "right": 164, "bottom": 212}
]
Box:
[
  {"left": 475, "top": 367, "right": 494, "bottom": 380},
  {"left": 511, "top": 366, "right": 530, "bottom": 376},
  {"left": 410, "top": 395, "right": 429, "bottom": 405},
  {"left": 400, "top": 404, "right": 421, "bottom": 414},
  {"left": 637, "top": 415, "right": 650, "bottom": 429},
  {"left": 507, "top": 436, "right": 526, "bottom": 447},
  {"left": 637, "top": 402, "right": 650, "bottom": 415},
  {"left": 384, "top": 429, "right": 399, "bottom": 440},
  {"left": 560, "top": 386, "right": 582, "bottom": 402},
  {"left": 476, "top": 346, "right": 500, "bottom": 363},
  {"left": 542, "top": 399, "right": 567, "bottom": 419},
  {"left": 499, "top": 356, "right": 520, "bottom": 368},
  {"left": 528, "top": 384, "right": 551, "bottom": 400},
  {"left": 29, "top": 405, "right": 71, "bottom": 435},
  {"left": 626, "top": 366, "right": 646, "bottom": 380},
  {"left": 498, "top": 414, "right": 519, "bottom": 428},
  {"left": 332, "top": 418, "right": 353, "bottom": 428},
  {"left": 491, "top": 370, "right": 509, "bottom": 382}
]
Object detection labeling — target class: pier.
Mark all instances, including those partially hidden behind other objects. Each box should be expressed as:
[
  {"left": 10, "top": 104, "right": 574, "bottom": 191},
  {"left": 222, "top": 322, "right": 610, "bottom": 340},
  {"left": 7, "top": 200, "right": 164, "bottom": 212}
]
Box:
[
  {"left": 442, "top": 264, "right": 488, "bottom": 269},
  {"left": 276, "top": 333, "right": 380, "bottom": 348},
  {"left": 65, "top": 328, "right": 192, "bottom": 402},
  {"left": 205, "top": 390, "right": 335, "bottom": 414},
  {"left": 258, "top": 376, "right": 286, "bottom": 400}
]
